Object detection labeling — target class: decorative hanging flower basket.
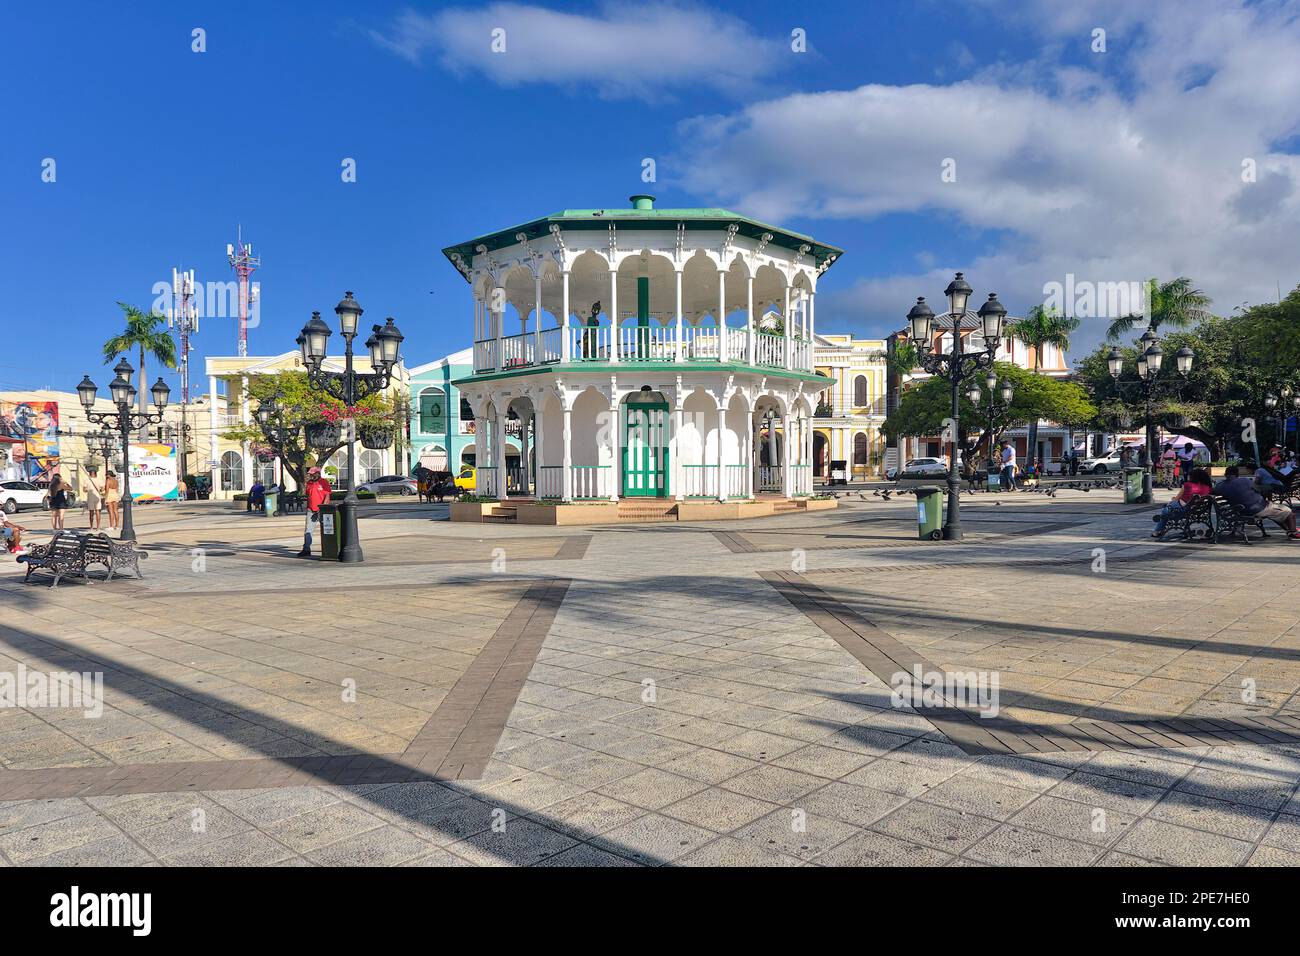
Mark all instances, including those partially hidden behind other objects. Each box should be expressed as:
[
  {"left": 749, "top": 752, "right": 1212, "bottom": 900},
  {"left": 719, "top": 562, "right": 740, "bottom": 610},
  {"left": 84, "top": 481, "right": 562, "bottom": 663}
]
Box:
[
  {"left": 306, "top": 421, "right": 340, "bottom": 449},
  {"left": 359, "top": 424, "right": 395, "bottom": 449},
  {"left": 253, "top": 446, "right": 276, "bottom": 463}
]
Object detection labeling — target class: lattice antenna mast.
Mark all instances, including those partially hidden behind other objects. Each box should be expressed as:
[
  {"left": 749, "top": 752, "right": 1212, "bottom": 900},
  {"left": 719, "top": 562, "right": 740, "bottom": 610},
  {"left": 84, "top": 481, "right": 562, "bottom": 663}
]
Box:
[
  {"left": 168, "top": 267, "right": 199, "bottom": 476},
  {"left": 227, "top": 225, "right": 260, "bottom": 357}
]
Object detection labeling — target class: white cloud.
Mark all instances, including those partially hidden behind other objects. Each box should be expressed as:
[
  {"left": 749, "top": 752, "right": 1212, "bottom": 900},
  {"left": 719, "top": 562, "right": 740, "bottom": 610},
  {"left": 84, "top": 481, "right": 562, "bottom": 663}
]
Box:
[
  {"left": 369, "top": 2, "right": 784, "bottom": 101},
  {"left": 674, "top": 0, "right": 1300, "bottom": 351}
]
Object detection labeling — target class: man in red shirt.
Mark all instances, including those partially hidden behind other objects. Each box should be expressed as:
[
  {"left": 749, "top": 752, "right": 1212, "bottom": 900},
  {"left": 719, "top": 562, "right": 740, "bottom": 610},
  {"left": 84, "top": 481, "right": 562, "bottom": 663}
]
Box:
[{"left": 298, "top": 465, "right": 333, "bottom": 557}]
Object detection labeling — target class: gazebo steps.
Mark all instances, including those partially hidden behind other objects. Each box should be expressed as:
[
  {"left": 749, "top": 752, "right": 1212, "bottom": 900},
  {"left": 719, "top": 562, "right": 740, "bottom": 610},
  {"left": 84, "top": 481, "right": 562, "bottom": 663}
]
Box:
[
  {"left": 483, "top": 504, "right": 518, "bottom": 523},
  {"left": 617, "top": 501, "right": 679, "bottom": 521}
]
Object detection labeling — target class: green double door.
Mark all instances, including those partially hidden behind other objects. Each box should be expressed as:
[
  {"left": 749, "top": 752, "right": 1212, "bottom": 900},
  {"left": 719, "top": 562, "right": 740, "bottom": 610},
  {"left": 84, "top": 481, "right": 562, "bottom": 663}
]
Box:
[{"left": 622, "top": 402, "right": 669, "bottom": 497}]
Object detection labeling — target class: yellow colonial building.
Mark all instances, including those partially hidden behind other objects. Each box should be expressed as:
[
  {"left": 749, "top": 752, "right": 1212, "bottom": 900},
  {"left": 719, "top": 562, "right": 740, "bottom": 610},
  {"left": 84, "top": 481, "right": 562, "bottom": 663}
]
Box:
[
  {"left": 205, "top": 353, "right": 408, "bottom": 500},
  {"left": 812, "top": 334, "right": 890, "bottom": 480}
]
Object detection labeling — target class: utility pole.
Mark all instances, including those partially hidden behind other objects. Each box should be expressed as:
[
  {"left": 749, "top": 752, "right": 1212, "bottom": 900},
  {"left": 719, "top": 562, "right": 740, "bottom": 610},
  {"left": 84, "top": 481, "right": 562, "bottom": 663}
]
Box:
[{"left": 168, "top": 267, "right": 198, "bottom": 480}]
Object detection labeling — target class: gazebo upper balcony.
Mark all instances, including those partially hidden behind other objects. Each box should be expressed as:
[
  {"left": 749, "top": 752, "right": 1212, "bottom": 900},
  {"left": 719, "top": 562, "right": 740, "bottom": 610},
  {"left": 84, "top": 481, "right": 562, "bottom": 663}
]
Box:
[
  {"left": 472, "top": 322, "right": 813, "bottom": 374},
  {"left": 443, "top": 195, "right": 843, "bottom": 381}
]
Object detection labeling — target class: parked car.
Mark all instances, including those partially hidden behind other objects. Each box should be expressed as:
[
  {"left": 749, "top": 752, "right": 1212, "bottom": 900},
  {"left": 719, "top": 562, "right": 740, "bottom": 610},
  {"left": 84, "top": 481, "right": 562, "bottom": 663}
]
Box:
[
  {"left": 1080, "top": 451, "right": 1124, "bottom": 474},
  {"left": 891, "top": 457, "right": 952, "bottom": 478},
  {"left": 356, "top": 475, "right": 418, "bottom": 496},
  {"left": 1, "top": 480, "right": 49, "bottom": 513},
  {"left": 453, "top": 465, "right": 476, "bottom": 492}
]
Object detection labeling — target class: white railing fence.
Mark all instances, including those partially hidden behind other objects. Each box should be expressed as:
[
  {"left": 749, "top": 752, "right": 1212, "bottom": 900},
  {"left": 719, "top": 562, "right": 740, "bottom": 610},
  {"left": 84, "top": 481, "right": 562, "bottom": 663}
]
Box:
[
  {"left": 538, "top": 465, "right": 562, "bottom": 498},
  {"left": 756, "top": 465, "right": 783, "bottom": 492},
  {"left": 570, "top": 465, "right": 611, "bottom": 498}
]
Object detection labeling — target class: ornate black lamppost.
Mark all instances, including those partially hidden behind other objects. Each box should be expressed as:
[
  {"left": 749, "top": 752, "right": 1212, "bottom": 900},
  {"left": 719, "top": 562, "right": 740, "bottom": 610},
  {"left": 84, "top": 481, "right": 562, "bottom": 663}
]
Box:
[
  {"left": 297, "top": 292, "right": 404, "bottom": 563},
  {"left": 90, "top": 427, "right": 117, "bottom": 475},
  {"left": 905, "top": 273, "right": 1007, "bottom": 540},
  {"left": 76, "top": 360, "right": 170, "bottom": 541},
  {"left": 967, "top": 371, "right": 1014, "bottom": 479},
  {"left": 1263, "top": 386, "right": 1300, "bottom": 454},
  {"left": 1106, "top": 329, "right": 1193, "bottom": 504}
]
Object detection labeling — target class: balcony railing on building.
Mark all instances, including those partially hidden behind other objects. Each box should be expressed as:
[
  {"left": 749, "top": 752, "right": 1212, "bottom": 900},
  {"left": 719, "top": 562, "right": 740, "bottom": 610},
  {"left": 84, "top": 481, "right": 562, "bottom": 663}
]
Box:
[{"left": 473, "top": 325, "right": 814, "bottom": 375}]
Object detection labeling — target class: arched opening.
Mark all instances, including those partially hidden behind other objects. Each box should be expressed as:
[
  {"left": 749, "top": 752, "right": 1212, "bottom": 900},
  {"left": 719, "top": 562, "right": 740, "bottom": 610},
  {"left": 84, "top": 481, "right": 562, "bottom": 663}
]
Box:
[
  {"left": 814, "top": 431, "right": 829, "bottom": 478},
  {"left": 219, "top": 451, "right": 243, "bottom": 491},
  {"left": 621, "top": 389, "right": 669, "bottom": 498},
  {"left": 853, "top": 432, "right": 869, "bottom": 476},
  {"left": 418, "top": 443, "right": 448, "bottom": 472},
  {"left": 418, "top": 386, "right": 447, "bottom": 437},
  {"left": 853, "top": 375, "right": 868, "bottom": 408}
]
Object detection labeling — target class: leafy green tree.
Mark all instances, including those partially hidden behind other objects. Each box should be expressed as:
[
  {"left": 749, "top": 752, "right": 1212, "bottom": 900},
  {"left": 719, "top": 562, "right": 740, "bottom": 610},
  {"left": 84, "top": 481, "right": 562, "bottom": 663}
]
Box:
[
  {"left": 1236, "top": 285, "right": 1300, "bottom": 385},
  {"left": 882, "top": 363, "right": 1096, "bottom": 473},
  {"left": 1006, "top": 305, "right": 1080, "bottom": 466},
  {"left": 102, "top": 303, "right": 178, "bottom": 438},
  {"left": 1105, "top": 276, "right": 1212, "bottom": 341},
  {"left": 219, "top": 371, "right": 397, "bottom": 488}
]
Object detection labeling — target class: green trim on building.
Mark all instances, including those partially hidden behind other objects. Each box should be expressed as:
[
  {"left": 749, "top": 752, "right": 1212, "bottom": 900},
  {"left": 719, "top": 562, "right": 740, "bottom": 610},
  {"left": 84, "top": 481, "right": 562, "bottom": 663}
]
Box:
[
  {"left": 442, "top": 207, "right": 843, "bottom": 277},
  {"left": 452, "top": 361, "right": 832, "bottom": 388}
]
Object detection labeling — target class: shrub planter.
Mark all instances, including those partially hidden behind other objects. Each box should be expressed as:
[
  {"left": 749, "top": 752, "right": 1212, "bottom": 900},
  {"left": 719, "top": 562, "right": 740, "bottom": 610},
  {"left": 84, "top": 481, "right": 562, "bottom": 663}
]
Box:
[
  {"left": 359, "top": 425, "right": 394, "bottom": 450},
  {"left": 306, "top": 422, "right": 340, "bottom": 449}
]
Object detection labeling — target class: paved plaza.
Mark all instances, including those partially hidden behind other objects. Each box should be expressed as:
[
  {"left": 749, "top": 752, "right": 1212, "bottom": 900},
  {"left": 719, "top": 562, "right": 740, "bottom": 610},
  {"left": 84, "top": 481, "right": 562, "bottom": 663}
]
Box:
[{"left": 2, "top": 491, "right": 1299, "bottom": 867}]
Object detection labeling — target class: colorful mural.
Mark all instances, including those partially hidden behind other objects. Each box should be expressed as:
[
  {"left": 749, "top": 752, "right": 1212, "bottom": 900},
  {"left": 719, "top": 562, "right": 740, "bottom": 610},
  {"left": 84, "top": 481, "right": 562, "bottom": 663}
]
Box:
[{"left": 0, "top": 401, "right": 60, "bottom": 481}]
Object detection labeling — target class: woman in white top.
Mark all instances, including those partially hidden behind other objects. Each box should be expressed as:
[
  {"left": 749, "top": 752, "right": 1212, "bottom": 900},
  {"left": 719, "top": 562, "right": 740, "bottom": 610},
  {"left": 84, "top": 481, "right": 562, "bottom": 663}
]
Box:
[{"left": 84, "top": 467, "right": 104, "bottom": 531}]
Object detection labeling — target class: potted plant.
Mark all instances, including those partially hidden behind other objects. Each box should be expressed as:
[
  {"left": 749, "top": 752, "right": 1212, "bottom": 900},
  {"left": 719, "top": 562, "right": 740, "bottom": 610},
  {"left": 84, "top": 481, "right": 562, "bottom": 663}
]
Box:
[{"left": 306, "top": 404, "right": 342, "bottom": 448}]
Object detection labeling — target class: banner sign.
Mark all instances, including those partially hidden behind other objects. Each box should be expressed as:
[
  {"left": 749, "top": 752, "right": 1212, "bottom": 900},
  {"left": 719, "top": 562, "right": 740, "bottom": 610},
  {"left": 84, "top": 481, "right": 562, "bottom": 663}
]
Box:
[
  {"left": 128, "top": 443, "right": 179, "bottom": 500},
  {"left": 0, "top": 400, "right": 60, "bottom": 481}
]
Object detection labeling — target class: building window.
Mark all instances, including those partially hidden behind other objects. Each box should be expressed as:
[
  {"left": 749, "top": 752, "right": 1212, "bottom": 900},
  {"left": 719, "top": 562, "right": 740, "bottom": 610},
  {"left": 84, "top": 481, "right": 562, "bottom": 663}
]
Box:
[
  {"left": 219, "top": 451, "right": 243, "bottom": 491},
  {"left": 853, "top": 375, "right": 868, "bottom": 407},
  {"left": 853, "top": 433, "right": 868, "bottom": 465},
  {"left": 419, "top": 387, "right": 446, "bottom": 435},
  {"left": 359, "top": 450, "right": 383, "bottom": 484},
  {"left": 256, "top": 460, "right": 275, "bottom": 487},
  {"left": 324, "top": 450, "right": 349, "bottom": 485}
]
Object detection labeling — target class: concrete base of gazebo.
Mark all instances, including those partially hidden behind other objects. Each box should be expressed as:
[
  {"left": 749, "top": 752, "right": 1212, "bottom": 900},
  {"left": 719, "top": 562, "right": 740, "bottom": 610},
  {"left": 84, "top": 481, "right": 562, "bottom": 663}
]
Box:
[{"left": 450, "top": 495, "right": 837, "bottom": 525}]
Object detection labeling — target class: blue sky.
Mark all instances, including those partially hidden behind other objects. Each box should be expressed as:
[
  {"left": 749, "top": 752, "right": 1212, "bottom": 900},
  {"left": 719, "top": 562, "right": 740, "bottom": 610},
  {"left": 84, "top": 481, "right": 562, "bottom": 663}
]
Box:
[{"left": 4, "top": 0, "right": 1299, "bottom": 394}]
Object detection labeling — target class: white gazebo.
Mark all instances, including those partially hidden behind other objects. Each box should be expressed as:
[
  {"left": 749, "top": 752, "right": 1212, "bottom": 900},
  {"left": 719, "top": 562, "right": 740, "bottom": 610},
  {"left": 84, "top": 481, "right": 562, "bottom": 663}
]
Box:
[{"left": 445, "top": 196, "right": 842, "bottom": 506}]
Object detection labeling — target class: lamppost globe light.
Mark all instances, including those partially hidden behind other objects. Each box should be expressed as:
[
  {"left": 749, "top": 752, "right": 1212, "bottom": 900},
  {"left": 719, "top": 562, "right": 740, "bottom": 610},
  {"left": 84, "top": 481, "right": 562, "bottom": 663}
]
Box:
[
  {"left": 1174, "top": 345, "right": 1194, "bottom": 376},
  {"left": 906, "top": 297, "right": 934, "bottom": 344},
  {"left": 304, "top": 312, "right": 332, "bottom": 364},
  {"left": 1001, "top": 382, "right": 1014, "bottom": 404},
  {"left": 77, "top": 375, "right": 97, "bottom": 410},
  {"left": 1144, "top": 343, "right": 1164, "bottom": 373},
  {"left": 151, "top": 377, "right": 170, "bottom": 411},
  {"left": 1265, "top": 395, "right": 1278, "bottom": 409},
  {"left": 1135, "top": 355, "right": 1148, "bottom": 380},
  {"left": 1292, "top": 395, "right": 1300, "bottom": 410},
  {"left": 966, "top": 385, "right": 982, "bottom": 404},
  {"left": 1139, "top": 328, "right": 1158, "bottom": 352},
  {"left": 376, "top": 317, "right": 404, "bottom": 366},
  {"left": 944, "top": 272, "right": 972, "bottom": 318},
  {"left": 976, "top": 293, "right": 1007, "bottom": 344},
  {"left": 334, "top": 291, "right": 364, "bottom": 337},
  {"left": 1106, "top": 346, "right": 1124, "bottom": 379},
  {"left": 985, "top": 370, "right": 997, "bottom": 391},
  {"left": 109, "top": 372, "right": 132, "bottom": 407}
]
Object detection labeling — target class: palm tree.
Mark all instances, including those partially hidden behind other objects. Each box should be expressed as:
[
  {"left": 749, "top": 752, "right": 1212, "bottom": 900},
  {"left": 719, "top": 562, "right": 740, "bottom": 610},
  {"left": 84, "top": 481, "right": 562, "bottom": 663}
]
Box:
[
  {"left": 1106, "top": 277, "right": 1212, "bottom": 341},
  {"left": 1006, "top": 304, "right": 1080, "bottom": 467},
  {"left": 102, "top": 303, "right": 177, "bottom": 439}
]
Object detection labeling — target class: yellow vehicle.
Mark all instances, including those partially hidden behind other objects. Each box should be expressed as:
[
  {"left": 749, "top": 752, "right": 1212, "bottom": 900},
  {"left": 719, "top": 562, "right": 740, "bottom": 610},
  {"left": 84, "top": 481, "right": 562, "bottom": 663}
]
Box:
[{"left": 453, "top": 465, "right": 476, "bottom": 492}]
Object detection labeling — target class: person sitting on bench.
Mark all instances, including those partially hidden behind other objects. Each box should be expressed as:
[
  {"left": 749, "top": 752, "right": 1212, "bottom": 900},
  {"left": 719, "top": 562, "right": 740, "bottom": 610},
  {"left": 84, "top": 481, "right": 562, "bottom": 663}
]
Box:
[
  {"left": 1214, "top": 465, "right": 1298, "bottom": 538},
  {"left": 248, "top": 479, "right": 266, "bottom": 513},
  {"left": 1, "top": 511, "right": 28, "bottom": 557},
  {"left": 1152, "top": 467, "right": 1212, "bottom": 538}
]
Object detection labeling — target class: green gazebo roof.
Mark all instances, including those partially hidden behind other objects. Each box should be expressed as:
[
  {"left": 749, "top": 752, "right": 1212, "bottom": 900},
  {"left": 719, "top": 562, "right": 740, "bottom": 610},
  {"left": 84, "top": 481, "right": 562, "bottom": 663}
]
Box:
[{"left": 441, "top": 201, "right": 844, "bottom": 280}]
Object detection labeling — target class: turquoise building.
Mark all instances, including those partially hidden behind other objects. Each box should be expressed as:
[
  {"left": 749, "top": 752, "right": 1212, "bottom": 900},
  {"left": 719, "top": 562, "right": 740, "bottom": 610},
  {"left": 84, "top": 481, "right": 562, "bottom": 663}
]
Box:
[{"left": 407, "top": 347, "right": 479, "bottom": 474}]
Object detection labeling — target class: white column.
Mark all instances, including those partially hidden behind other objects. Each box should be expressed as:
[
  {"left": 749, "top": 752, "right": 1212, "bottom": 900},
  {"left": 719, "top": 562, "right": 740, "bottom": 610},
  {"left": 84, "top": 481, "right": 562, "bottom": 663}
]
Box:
[
  {"left": 533, "top": 410, "right": 545, "bottom": 496},
  {"left": 766, "top": 414, "right": 777, "bottom": 474},
  {"left": 609, "top": 267, "right": 619, "bottom": 363},
  {"left": 493, "top": 289, "right": 504, "bottom": 371},
  {"left": 808, "top": 290, "right": 816, "bottom": 343},
  {"left": 744, "top": 418, "right": 754, "bottom": 497},
  {"left": 716, "top": 403, "right": 727, "bottom": 501},
  {"left": 674, "top": 269, "right": 684, "bottom": 361},
  {"left": 520, "top": 415, "right": 531, "bottom": 495},
  {"left": 239, "top": 376, "right": 251, "bottom": 491},
  {"left": 606, "top": 403, "right": 619, "bottom": 501},
  {"left": 494, "top": 408, "right": 508, "bottom": 497},
  {"left": 561, "top": 403, "right": 573, "bottom": 500},
  {"left": 781, "top": 413, "right": 794, "bottom": 498},
  {"left": 533, "top": 273, "right": 543, "bottom": 363},
  {"left": 208, "top": 374, "right": 220, "bottom": 493},
  {"left": 718, "top": 271, "right": 728, "bottom": 363},
  {"left": 746, "top": 275, "right": 756, "bottom": 365},
  {"left": 560, "top": 270, "right": 572, "bottom": 362},
  {"left": 783, "top": 286, "right": 792, "bottom": 368},
  {"left": 474, "top": 416, "right": 487, "bottom": 493},
  {"left": 673, "top": 401, "right": 685, "bottom": 501}
]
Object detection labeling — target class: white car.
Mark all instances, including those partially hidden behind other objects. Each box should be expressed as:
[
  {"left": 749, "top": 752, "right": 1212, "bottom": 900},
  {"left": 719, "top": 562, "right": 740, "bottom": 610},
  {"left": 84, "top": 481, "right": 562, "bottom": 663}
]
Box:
[
  {"left": 0, "top": 480, "right": 48, "bottom": 513},
  {"left": 897, "top": 457, "right": 951, "bottom": 477},
  {"left": 1080, "top": 451, "right": 1124, "bottom": 474}
]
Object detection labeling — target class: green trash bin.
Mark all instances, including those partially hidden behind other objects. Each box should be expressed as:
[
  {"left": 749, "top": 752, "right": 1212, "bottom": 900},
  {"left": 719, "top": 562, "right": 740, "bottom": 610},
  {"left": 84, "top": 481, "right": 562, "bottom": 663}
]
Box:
[
  {"left": 913, "top": 486, "right": 944, "bottom": 540},
  {"left": 264, "top": 489, "right": 278, "bottom": 517},
  {"left": 986, "top": 469, "right": 1001, "bottom": 492},
  {"left": 1123, "top": 466, "right": 1145, "bottom": 504},
  {"left": 318, "top": 503, "right": 342, "bottom": 561}
]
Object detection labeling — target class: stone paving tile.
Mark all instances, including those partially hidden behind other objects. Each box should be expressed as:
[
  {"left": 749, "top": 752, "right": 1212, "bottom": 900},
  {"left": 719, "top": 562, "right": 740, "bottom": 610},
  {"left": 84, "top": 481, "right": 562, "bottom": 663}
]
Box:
[
  {"left": 1113, "top": 818, "right": 1255, "bottom": 866},
  {"left": 444, "top": 819, "right": 579, "bottom": 867},
  {"left": 261, "top": 802, "right": 386, "bottom": 855},
  {"left": 535, "top": 843, "right": 644, "bottom": 867},
  {"left": 0, "top": 812, "right": 129, "bottom": 864},
  {"left": 1147, "top": 790, "right": 1275, "bottom": 843},
  {"left": 964, "top": 824, "right": 1104, "bottom": 866},
  {"left": 660, "top": 788, "right": 778, "bottom": 833},
  {"left": 871, "top": 801, "right": 1001, "bottom": 854},
  {"left": 813, "top": 829, "right": 955, "bottom": 866},
  {"left": 26, "top": 833, "right": 156, "bottom": 867},
  {"left": 595, "top": 768, "right": 708, "bottom": 810},
  {"left": 721, "top": 764, "right": 829, "bottom": 803},
  {"left": 592, "top": 813, "right": 716, "bottom": 865}
]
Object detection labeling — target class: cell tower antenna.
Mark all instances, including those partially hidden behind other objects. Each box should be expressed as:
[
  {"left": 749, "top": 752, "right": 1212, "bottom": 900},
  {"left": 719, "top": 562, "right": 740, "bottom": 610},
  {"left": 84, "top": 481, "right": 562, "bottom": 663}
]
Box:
[
  {"left": 168, "top": 266, "right": 199, "bottom": 477},
  {"left": 227, "top": 225, "right": 260, "bottom": 357}
]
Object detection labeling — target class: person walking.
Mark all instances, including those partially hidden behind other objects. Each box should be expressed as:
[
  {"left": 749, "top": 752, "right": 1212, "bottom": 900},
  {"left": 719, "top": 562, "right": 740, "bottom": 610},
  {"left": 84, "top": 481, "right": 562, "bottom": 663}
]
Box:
[
  {"left": 47, "top": 473, "right": 70, "bottom": 530},
  {"left": 104, "top": 470, "right": 120, "bottom": 531},
  {"left": 298, "top": 466, "right": 332, "bottom": 557},
  {"left": 83, "top": 467, "right": 104, "bottom": 531},
  {"left": 999, "top": 441, "right": 1018, "bottom": 492}
]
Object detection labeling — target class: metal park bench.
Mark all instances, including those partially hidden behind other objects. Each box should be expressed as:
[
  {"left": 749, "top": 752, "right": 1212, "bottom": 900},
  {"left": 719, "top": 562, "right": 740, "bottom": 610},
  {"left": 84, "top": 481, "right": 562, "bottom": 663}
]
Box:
[
  {"left": 1208, "top": 494, "right": 1270, "bottom": 544},
  {"left": 1160, "top": 494, "right": 1214, "bottom": 541},
  {"left": 1261, "top": 473, "right": 1299, "bottom": 508},
  {"left": 278, "top": 492, "right": 305, "bottom": 515},
  {"left": 18, "top": 530, "right": 147, "bottom": 587}
]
